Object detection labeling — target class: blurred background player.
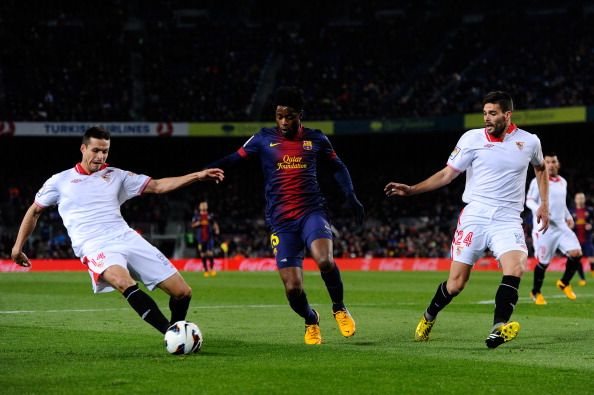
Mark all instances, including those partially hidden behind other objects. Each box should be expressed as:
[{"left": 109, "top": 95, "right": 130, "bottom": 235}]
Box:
[
  {"left": 206, "top": 86, "right": 364, "bottom": 345},
  {"left": 386, "top": 91, "right": 549, "bottom": 348},
  {"left": 11, "top": 127, "right": 224, "bottom": 336},
  {"left": 571, "top": 192, "right": 594, "bottom": 279},
  {"left": 526, "top": 153, "right": 583, "bottom": 304},
  {"left": 191, "top": 200, "right": 220, "bottom": 277}
]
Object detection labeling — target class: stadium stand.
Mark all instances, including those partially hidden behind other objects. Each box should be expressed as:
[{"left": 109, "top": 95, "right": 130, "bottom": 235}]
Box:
[{"left": 1, "top": 1, "right": 594, "bottom": 259}]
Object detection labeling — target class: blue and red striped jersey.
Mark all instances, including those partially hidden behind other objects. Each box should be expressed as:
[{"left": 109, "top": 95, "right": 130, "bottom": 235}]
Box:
[{"left": 237, "top": 126, "right": 342, "bottom": 227}]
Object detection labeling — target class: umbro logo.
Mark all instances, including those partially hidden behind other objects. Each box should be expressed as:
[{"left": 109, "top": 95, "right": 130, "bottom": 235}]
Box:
[
  {"left": 269, "top": 142, "right": 281, "bottom": 147},
  {"left": 70, "top": 179, "right": 83, "bottom": 183},
  {"left": 483, "top": 144, "right": 494, "bottom": 148}
]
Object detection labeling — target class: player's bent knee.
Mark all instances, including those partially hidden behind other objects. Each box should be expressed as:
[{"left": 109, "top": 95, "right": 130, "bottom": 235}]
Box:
[
  {"left": 285, "top": 284, "right": 304, "bottom": 297},
  {"left": 568, "top": 250, "right": 582, "bottom": 258},
  {"left": 317, "top": 258, "right": 335, "bottom": 272}
]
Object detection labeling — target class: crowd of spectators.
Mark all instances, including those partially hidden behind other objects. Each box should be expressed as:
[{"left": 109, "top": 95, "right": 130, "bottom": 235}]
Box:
[{"left": 1, "top": 1, "right": 594, "bottom": 122}]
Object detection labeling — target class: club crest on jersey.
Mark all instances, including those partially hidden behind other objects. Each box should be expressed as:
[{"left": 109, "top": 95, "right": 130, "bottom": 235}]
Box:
[
  {"left": 101, "top": 169, "right": 114, "bottom": 181},
  {"left": 515, "top": 142, "right": 525, "bottom": 150},
  {"left": 303, "top": 140, "right": 313, "bottom": 150},
  {"left": 449, "top": 146, "right": 461, "bottom": 160}
]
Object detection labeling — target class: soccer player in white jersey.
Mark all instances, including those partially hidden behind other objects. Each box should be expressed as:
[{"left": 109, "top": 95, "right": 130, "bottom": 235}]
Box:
[
  {"left": 11, "top": 127, "right": 224, "bottom": 336},
  {"left": 385, "top": 91, "right": 550, "bottom": 348},
  {"left": 527, "top": 153, "right": 583, "bottom": 304}
]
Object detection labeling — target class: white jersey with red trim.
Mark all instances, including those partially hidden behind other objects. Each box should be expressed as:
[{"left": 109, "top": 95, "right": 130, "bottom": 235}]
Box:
[
  {"left": 447, "top": 124, "right": 543, "bottom": 214},
  {"left": 526, "top": 175, "right": 571, "bottom": 226},
  {"left": 34, "top": 164, "right": 151, "bottom": 257}
]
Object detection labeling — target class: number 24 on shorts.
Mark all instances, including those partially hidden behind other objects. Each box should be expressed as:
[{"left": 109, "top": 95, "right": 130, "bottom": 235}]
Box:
[{"left": 454, "top": 230, "right": 473, "bottom": 246}]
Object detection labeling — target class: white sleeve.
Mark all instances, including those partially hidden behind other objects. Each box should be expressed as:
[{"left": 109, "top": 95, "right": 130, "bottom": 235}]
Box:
[
  {"left": 525, "top": 178, "right": 540, "bottom": 212},
  {"left": 117, "top": 168, "right": 151, "bottom": 204},
  {"left": 447, "top": 133, "right": 473, "bottom": 172},
  {"left": 34, "top": 175, "right": 60, "bottom": 207},
  {"left": 530, "top": 135, "right": 544, "bottom": 167}
]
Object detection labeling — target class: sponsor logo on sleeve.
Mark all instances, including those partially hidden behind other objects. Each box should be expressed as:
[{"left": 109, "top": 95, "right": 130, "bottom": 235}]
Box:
[{"left": 449, "top": 146, "right": 461, "bottom": 160}]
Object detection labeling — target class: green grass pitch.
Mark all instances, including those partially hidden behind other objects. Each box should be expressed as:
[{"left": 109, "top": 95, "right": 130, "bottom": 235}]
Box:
[{"left": 1, "top": 271, "right": 593, "bottom": 394}]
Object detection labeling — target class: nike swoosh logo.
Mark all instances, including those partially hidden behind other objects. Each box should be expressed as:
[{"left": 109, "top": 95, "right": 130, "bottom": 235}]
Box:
[{"left": 269, "top": 142, "right": 281, "bottom": 147}]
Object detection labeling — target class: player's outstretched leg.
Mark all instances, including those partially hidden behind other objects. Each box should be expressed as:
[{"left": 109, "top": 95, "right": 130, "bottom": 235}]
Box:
[
  {"left": 320, "top": 265, "right": 356, "bottom": 337},
  {"left": 123, "top": 284, "right": 170, "bottom": 333},
  {"left": 529, "top": 262, "right": 548, "bottom": 305},
  {"left": 415, "top": 281, "right": 454, "bottom": 341},
  {"left": 486, "top": 275, "right": 520, "bottom": 348}
]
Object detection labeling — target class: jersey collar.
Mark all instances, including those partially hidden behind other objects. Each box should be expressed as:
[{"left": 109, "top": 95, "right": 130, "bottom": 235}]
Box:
[
  {"left": 484, "top": 123, "right": 517, "bottom": 142},
  {"left": 549, "top": 176, "right": 561, "bottom": 182},
  {"left": 74, "top": 163, "right": 109, "bottom": 175},
  {"left": 277, "top": 125, "right": 305, "bottom": 140}
]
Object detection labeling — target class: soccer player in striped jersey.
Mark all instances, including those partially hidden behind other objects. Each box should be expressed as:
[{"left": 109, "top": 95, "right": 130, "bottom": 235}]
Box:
[
  {"left": 191, "top": 201, "right": 219, "bottom": 277},
  {"left": 11, "top": 127, "right": 224, "bottom": 337},
  {"left": 571, "top": 192, "right": 594, "bottom": 278},
  {"left": 207, "top": 87, "right": 364, "bottom": 344},
  {"left": 386, "top": 91, "right": 550, "bottom": 348},
  {"left": 526, "top": 153, "right": 583, "bottom": 304}
]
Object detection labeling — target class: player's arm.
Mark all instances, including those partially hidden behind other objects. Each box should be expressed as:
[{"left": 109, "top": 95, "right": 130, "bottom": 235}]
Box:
[
  {"left": 205, "top": 134, "right": 260, "bottom": 170},
  {"left": 533, "top": 162, "right": 550, "bottom": 232},
  {"left": 11, "top": 203, "right": 46, "bottom": 267},
  {"left": 144, "top": 168, "right": 224, "bottom": 194},
  {"left": 326, "top": 154, "right": 364, "bottom": 224},
  {"left": 565, "top": 207, "right": 574, "bottom": 228},
  {"left": 385, "top": 165, "right": 460, "bottom": 197}
]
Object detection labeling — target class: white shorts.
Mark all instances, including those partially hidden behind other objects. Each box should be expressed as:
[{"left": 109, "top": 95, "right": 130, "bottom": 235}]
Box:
[
  {"left": 532, "top": 222, "right": 582, "bottom": 264},
  {"left": 451, "top": 202, "right": 528, "bottom": 265},
  {"left": 81, "top": 230, "right": 178, "bottom": 293}
]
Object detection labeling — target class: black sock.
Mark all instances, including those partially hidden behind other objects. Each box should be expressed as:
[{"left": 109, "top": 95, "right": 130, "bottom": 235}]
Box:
[
  {"left": 169, "top": 295, "right": 191, "bottom": 324},
  {"left": 560, "top": 256, "right": 581, "bottom": 285},
  {"left": 425, "top": 281, "right": 454, "bottom": 320},
  {"left": 320, "top": 264, "right": 345, "bottom": 312},
  {"left": 590, "top": 262, "right": 594, "bottom": 272},
  {"left": 576, "top": 258, "right": 585, "bottom": 280},
  {"left": 123, "top": 284, "right": 170, "bottom": 334},
  {"left": 532, "top": 263, "right": 547, "bottom": 294},
  {"left": 209, "top": 256, "right": 215, "bottom": 270},
  {"left": 493, "top": 275, "right": 520, "bottom": 325},
  {"left": 201, "top": 256, "right": 208, "bottom": 272},
  {"left": 286, "top": 289, "right": 317, "bottom": 324}
]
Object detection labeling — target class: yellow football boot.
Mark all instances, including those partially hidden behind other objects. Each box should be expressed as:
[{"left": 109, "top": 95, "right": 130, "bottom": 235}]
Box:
[
  {"left": 304, "top": 310, "right": 322, "bottom": 345},
  {"left": 486, "top": 321, "right": 521, "bottom": 348},
  {"left": 529, "top": 291, "right": 547, "bottom": 305},
  {"left": 333, "top": 309, "right": 356, "bottom": 337},
  {"left": 556, "top": 280, "right": 577, "bottom": 300},
  {"left": 415, "top": 315, "right": 435, "bottom": 341}
]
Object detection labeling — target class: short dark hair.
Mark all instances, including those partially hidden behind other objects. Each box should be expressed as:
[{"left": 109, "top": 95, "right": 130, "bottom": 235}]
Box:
[
  {"left": 82, "top": 126, "right": 110, "bottom": 145},
  {"left": 483, "top": 91, "right": 514, "bottom": 112},
  {"left": 544, "top": 152, "right": 558, "bottom": 158},
  {"left": 273, "top": 86, "right": 304, "bottom": 111}
]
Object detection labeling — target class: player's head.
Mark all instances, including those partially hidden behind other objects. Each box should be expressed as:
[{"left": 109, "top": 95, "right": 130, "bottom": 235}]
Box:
[
  {"left": 543, "top": 152, "right": 560, "bottom": 177},
  {"left": 274, "top": 86, "right": 304, "bottom": 135},
  {"left": 80, "top": 126, "right": 110, "bottom": 173},
  {"left": 199, "top": 201, "right": 208, "bottom": 212},
  {"left": 575, "top": 192, "right": 586, "bottom": 207},
  {"left": 482, "top": 91, "right": 513, "bottom": 136}
]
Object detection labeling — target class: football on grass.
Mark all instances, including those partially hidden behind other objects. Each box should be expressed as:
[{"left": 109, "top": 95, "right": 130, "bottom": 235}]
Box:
[{"left": 164, "top": 321, "right": 203, "bottom": 355}]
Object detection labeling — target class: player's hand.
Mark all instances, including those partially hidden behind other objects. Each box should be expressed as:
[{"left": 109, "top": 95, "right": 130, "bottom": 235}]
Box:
[
  {"left": 198, "top": 168, "right": 224, "bottom": 184},
  {"left": 347, "top": 194, "right": 365, "bottom": 226},
  {"left": 11, "top": 249, "right": 31, "bottom": 267},
  {"left": 536, "top": 205, "right": 550, "bottom": 233},
  {"left": 384, "top": 182, "right": 412, "bottom": 197}
]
